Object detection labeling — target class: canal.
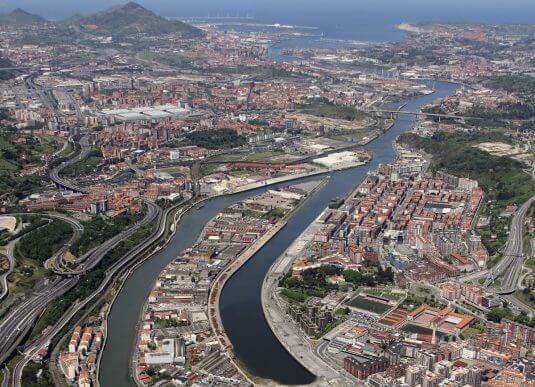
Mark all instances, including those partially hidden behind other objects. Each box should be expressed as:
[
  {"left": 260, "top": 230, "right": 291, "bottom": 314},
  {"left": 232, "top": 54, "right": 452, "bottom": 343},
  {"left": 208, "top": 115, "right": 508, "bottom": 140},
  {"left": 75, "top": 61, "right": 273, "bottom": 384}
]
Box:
[{"left": 99, "top": 80, "right": 457, "bottom": 386}]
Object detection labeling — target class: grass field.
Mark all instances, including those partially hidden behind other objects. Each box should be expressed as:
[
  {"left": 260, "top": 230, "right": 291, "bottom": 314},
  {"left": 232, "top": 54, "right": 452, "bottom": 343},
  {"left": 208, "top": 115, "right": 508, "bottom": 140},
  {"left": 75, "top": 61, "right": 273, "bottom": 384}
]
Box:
[
  {"left": 348, "top": 295, "right": 392, "bottom": 314},
  {"left": 460, "top": 327, "right": 483, "bottom": 339},
  {"left": 362, "top": 287, "right": 405, "bottom": 301},
  {"left": 402, "top": 323, "right": 446, "bottom": 337},
  {"left": 8, "top": 255, "right": 50, "bottom": 291},
  {"left": 0, "top": 133, "right": 61, "bottom": 195},
  {"left": 63, "top": 151, "right": 102, "bottom": 177}
]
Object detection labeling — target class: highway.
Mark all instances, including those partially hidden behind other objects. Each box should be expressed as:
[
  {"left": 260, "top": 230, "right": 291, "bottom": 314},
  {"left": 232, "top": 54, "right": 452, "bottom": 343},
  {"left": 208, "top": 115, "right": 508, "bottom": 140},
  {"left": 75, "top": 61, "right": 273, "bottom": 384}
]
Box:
[
  {"left": 0, "top": 213, "right": 82, "bottom": 301},
  {"left": 0, "top": 242, "right": 15, "bottom": 301},
  {"left": 457, "top": 195, "right": 535, "bottom": 293},
  {"left": 24, "top": 74, "right": 55, "bottom": 111},
  {"left": 455, "top": 195, "right": 535, "bottom": 317},
  {"left": 47, "top": 214, "right": 84, "bottom": 272},
  {"left": 48, "top": 135, "right": 91, "bottom": 194},
  {"left": 51, "top": 136, "right": 73, "bottom": 159},
  {"left": 9, "top": 199, "right": 178, "bottom": 387},
  {"left": 0, "top": 175, "right": 160, "bottom": 373},
  {"left": 53, "top": 201, "right": 160, "bottom": 275},
  {"left": 0, "top": 276, "right": 78, "bottom": 364},
  {"left": 0, "top": 212, "right": 82, "bottom": 365},
  {"left": 0, "top": 134, "right": 164, "bottom": 373},
  {"left": 484, "top": 195, "right": 535, "bottom": 293}
]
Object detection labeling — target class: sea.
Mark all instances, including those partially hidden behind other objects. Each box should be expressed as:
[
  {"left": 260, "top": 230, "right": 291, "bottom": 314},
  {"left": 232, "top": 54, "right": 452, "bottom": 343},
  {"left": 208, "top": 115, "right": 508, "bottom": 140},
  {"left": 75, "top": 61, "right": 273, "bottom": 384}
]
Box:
[{"left": 10, "top": 0, "right": 535, "bottom": 44}]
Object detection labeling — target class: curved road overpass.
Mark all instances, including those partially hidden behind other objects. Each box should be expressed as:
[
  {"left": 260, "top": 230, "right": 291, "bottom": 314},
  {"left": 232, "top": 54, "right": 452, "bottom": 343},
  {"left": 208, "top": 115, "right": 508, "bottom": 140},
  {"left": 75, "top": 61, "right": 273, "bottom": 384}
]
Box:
[
  {"left": 49, "top": 135, "right": 91, "bottom": 194},
  {"left": 485, "top": 195, "right": 535, "bottom": 294},
  {"left": 10, "top": 199, "right": 177, "bottom": 387},
  {"left": 0, "top": 201, "right": 161, "bottom": 366}
]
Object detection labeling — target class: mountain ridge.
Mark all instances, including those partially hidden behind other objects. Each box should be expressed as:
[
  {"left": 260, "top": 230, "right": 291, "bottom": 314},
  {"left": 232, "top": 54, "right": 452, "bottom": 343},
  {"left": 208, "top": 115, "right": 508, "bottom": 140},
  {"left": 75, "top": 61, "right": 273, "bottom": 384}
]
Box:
[
  {"left": 0, "top": 8, "right": 47, "bottom": 25},
  {"left": 65, "top": 1, "right": 202, "bottom": 39}
]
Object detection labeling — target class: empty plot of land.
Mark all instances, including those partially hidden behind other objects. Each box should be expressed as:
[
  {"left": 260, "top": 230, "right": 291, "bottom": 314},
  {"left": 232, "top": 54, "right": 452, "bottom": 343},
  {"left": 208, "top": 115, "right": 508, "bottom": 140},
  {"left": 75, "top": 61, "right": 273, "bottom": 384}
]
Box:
[
  {"left": 0, "top": 216, "right": 16, "bottom": 232},
  {"left": 475, "top": 142, "right": 532, "bottom": 161}
]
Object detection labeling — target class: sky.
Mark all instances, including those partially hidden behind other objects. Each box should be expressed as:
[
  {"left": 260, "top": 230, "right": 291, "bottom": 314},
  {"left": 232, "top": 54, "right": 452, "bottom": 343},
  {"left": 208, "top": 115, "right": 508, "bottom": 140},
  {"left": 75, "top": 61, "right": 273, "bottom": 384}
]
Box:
[{"left": 1, "top": 0, "right": 534, "bottom": 24}]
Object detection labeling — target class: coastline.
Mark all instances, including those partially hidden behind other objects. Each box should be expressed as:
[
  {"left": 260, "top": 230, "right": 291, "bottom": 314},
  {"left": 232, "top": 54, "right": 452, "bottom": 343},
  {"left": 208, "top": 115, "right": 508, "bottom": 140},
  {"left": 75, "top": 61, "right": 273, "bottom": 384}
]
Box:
[{"left": 395, "top": 22, "right": 423, "bottom": 34}]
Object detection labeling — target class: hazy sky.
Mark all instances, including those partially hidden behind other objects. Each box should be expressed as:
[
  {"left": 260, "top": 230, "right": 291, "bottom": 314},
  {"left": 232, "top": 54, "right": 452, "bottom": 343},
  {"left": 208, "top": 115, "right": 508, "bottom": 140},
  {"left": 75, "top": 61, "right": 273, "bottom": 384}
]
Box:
[{"left": 1, "top": 0, "right": 534, "bottom": 24}]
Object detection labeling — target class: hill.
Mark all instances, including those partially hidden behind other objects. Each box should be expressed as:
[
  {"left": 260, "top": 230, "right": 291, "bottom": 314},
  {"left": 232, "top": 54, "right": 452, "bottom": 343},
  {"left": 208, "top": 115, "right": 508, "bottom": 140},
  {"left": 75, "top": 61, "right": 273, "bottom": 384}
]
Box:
[
  {"left": 66, "top": 2, "right": 202, "bottom": 39},
  {"left": 0, "top": 8, "right": 47, "bottom": 25}
]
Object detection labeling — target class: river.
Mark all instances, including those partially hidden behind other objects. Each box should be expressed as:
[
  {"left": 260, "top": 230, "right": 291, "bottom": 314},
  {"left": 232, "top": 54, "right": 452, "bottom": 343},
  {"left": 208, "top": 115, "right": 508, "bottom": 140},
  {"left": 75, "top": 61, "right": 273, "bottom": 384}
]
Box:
[{"left": 98, "top": 80, "right": 458, "bottom": 386}]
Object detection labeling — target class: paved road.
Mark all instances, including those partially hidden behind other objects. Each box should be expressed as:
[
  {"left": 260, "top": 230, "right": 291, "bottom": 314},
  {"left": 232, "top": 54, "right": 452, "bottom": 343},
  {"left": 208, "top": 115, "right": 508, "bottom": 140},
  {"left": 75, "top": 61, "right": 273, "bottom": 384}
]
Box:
[
  {"left": 0, "top": 213, "right": 82, "bottom": 301},
  {"left": 0, "top": 276, "right": 77, "bottom": 364},
  {"left": 458, "top": 195, "right": 535, "bottom": 294},
  {"left": 51, "top": 136, "right": 72, "bottom": 159},
  {"left": 125, "top": 158, "right": 145, "bottom": 177},
  {"left": 497, "top": 195, "right": 535, "bottom": 292},
  {"left": 502, "top": 294, "right": 534, "bottom": 317},
  {"left": 53, "top": 201, "right": 160, "bottom": 275},
  {"left": 48, "top": 214, "right": 84, "bottom": 272},
  {"left": 9, "top": 199, "right": 178, "bottom": 386},
  {"left": 25, "top": 74, "right": 55, "bottom": 110},
  {"left": 49, "top": 135, "right": 91, "bottom": 194},
  {"left": 1, "top": 366, "right": 9, "bottom": 387},
  {"left": 0, "top": 242, "right": 15, "bottom": 301},
  {"left": 367, "top": 108, "right": 481, "bottom": 120},
  {"left": 0, "top": 201, "right": 159, "bottom": 369},
  {"left": 486, "top": 195, "right": 535, "bottom": 293},
  {"left": 261, "top": 218, "right": 354, "bottom": 386}
]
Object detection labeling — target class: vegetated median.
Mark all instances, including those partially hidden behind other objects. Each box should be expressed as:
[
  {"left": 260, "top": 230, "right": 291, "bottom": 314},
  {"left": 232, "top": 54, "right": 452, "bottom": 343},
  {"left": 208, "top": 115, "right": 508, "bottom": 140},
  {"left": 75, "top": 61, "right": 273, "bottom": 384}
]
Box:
[
  {"left": 13, "top": 218, "right": 160, "bottom": 385},
  {"left": 16, "top": 219, "right": 72, "bottom": 263},
  {"left": 29, "top": 218, "right": 157, "bottom": 340},
  {"left": 61, "top": 148, "right": 102, "bottom": 177},
  {"left": 69, "top": 210, "right": 143, "bottom": 257},
  {"left": 398, "top": 130, "right": 535, "bottom": 258}
]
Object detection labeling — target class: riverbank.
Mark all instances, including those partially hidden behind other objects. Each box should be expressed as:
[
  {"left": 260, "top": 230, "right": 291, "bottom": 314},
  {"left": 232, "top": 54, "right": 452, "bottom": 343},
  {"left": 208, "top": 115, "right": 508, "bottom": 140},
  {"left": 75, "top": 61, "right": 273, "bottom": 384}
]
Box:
[
  {"left": 100, "top": 197, "right": 205, "bottom": 386},
  {"left": 103, "top": 171, "right": 321, "bottom": 384},
  {"left": 98, "top": 169, "right": 343, "bottom": 386},
  {"left": 259, "top": 184, "right": 367, "bottom": 386},
  {"left": 208, "top": 179, "right": 328, "bottom": 384},
  {"left": 217, "top": 80, "right": 457, "bottom": 385},
  {"left": 98, "top": 80, "right": 458, "bottom": 387},
  {"left": 207, "top": 156, "right": 370, "bottom": 197},
  {"left": 261, "top": 213, "right": 350, "bottom": 386},
  {"left": 125, "top": 180, "right": 327, "bottom": 386}
]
